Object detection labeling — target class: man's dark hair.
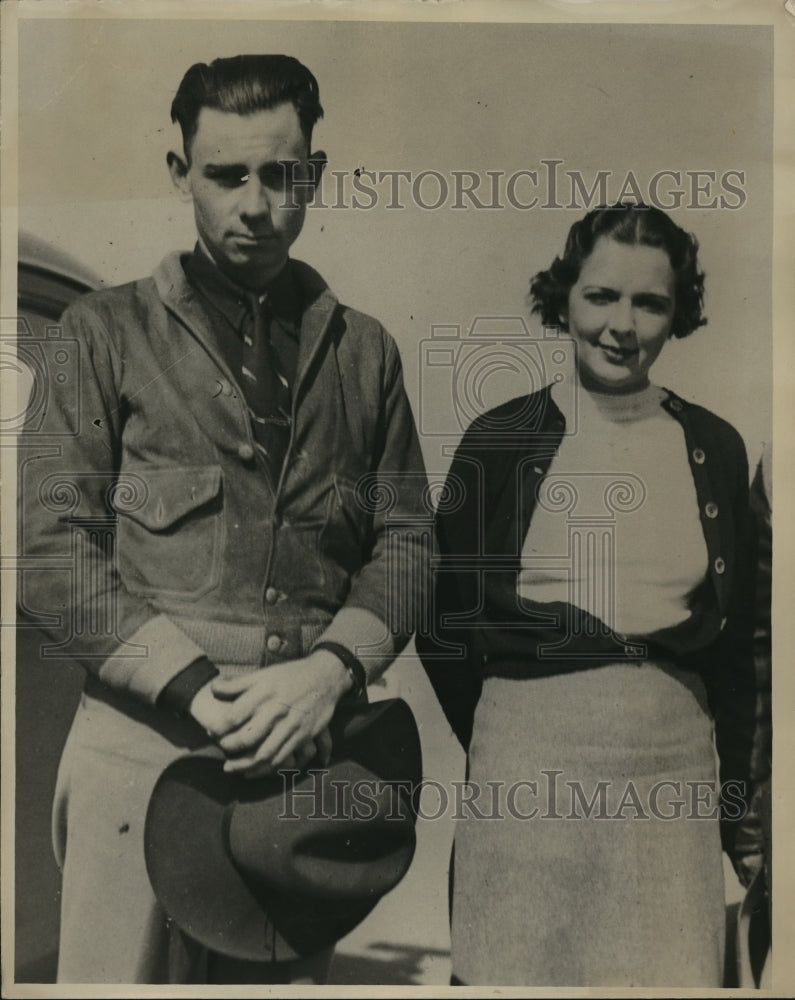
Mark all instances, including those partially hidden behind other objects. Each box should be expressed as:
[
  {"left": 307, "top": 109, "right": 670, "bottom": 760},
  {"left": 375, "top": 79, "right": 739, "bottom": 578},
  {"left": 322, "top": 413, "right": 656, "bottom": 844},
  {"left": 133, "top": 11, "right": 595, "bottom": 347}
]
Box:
[
  {"left": 171, "top": 54, "right": 324, "bottom": 160},
  {"left": 529, "top": 202, "right": 707, "bottom": 340}
]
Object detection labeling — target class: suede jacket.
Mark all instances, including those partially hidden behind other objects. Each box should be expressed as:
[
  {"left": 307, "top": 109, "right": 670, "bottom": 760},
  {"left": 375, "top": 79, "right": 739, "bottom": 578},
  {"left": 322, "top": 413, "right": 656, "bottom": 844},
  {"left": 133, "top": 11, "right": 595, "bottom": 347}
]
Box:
[{"left": 18, "top": 253, "right": 428, "bottom": 706}]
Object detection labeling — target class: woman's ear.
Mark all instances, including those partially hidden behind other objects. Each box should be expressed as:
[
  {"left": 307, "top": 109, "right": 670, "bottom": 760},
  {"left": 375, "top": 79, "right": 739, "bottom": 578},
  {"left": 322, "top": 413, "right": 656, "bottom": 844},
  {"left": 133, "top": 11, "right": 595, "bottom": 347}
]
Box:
[{"left": 167, "top": 150, "right": 192, "bottom": 202}]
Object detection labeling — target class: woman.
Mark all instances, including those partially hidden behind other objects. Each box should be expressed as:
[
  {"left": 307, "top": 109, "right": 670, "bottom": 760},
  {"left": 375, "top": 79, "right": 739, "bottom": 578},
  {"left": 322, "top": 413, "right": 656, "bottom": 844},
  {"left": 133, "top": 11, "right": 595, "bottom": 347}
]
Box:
[{"left": 417, "top": 203, "right": 758, "bottom": 987}]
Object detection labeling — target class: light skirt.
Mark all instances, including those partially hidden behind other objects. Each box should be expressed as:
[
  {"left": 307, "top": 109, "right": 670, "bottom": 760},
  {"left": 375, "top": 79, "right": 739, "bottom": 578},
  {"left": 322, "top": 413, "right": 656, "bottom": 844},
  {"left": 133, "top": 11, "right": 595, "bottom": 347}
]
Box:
[{"left": 451, "top": 660, "right": 726, "bottom": 987}]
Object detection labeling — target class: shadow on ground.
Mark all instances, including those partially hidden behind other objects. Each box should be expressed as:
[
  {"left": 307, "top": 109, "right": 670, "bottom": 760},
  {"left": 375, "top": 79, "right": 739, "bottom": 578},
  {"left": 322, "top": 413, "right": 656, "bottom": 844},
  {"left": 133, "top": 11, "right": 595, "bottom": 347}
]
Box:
[{"left": 330, "top": 941, "right": 449, "bottom": 986}]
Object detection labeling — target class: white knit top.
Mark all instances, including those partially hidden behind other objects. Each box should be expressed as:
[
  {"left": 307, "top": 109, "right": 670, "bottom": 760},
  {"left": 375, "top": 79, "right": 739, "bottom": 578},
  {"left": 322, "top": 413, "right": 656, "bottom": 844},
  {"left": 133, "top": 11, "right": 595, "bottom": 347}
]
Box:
[{"left": 517, "top": 379, "right": 709, "bottom": 636}]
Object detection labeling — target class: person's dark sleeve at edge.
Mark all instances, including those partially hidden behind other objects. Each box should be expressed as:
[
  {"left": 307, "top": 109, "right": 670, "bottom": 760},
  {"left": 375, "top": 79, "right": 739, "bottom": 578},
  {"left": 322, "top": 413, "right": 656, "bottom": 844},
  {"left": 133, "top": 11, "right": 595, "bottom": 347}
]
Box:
[
  {"left": 697, "top": 429, "right": 761, "bottom": 872},
  {"left": 415, "top": 431, "right": 484, "bottom": 751}
]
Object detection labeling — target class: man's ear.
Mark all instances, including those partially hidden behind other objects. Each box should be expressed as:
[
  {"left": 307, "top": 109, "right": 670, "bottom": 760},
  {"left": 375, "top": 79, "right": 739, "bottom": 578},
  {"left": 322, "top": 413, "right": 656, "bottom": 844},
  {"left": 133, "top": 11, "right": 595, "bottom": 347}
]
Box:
[
  {"left": 308, "top": 150, "right": 327, "bottom": 189},
  {"left": 167, "top": 150, "right": 192, "bottom": 201}
]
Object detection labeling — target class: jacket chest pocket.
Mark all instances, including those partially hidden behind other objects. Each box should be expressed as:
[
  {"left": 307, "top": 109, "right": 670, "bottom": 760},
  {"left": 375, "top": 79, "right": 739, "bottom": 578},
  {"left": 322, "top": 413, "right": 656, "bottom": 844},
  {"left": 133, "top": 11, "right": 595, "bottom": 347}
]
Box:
[{"left": 117, "top": 466, "right": 224, "bottom": 601}]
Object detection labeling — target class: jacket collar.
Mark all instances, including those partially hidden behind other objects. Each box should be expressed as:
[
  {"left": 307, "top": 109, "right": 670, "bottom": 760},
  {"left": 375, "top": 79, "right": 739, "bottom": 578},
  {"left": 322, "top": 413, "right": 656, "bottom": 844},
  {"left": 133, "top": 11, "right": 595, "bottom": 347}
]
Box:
[{"left": 153, "top": 251, "right": 340, "bottom": 397}]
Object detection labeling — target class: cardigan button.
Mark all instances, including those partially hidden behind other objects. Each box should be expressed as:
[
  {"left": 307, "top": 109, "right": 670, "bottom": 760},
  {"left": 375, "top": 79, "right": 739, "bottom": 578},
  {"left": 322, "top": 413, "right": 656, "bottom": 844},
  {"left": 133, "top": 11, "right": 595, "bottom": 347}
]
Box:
[
  {"left": 237, "top": 442, "right": 255, "bottom": 462},
  {"left": 265, "top": 586, "right": 279, "bottom": 605},
  {"left": 693, "top": 448, "right": 706, "bottom": 464},
  {"left": 720, "top": 617, "right": 728, "bottom": 630},
  {"left": 705, "top": 502, "right": 719, "bottom": 519},
  {"left": 213, "top": 379, "right": 235, "bottom": 398},
  {"left": 266, "top": 634, "right": 283, "bottom": 653},
  {"left": 714, "top": 557, "right": 726, "bottom": 575}
]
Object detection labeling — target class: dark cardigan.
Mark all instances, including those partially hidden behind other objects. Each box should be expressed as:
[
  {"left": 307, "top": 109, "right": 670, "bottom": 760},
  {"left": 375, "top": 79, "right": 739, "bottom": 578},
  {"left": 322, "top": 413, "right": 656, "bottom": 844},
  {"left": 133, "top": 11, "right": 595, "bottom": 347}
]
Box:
[{"left": 416, "top": 385, "right": 759, "bottom": 855}]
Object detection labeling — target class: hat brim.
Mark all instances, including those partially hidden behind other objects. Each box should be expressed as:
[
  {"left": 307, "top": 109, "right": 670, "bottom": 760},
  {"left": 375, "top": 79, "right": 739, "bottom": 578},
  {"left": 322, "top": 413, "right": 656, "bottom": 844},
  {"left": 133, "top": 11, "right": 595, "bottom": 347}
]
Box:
[{"left": 145, "top": 698, "right": 421, "bottom": 962}]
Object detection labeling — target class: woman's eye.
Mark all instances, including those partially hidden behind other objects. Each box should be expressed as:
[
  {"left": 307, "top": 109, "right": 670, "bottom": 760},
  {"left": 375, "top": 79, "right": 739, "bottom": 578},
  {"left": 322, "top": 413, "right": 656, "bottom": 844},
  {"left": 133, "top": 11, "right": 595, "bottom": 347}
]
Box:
[
  {"left": 585, "top": 291, "right": 612, "bottom": 305},
  {"left": 636, "top": 296, "right": 670, "bottom": 314}
]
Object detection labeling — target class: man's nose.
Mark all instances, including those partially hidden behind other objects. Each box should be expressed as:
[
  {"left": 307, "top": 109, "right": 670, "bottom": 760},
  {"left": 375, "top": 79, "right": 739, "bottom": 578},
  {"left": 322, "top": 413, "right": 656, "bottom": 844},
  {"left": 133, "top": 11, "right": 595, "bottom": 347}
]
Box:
[
  {"left": 608, "top": 297, "right": 635, "bottom": 337},
  {"left": 238, "top": 176, "right": 272, "bottom": 221}
]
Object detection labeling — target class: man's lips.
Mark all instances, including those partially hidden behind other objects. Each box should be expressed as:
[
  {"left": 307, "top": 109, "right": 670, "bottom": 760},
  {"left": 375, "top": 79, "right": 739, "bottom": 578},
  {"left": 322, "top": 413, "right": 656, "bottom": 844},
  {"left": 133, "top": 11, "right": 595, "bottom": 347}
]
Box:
[{"left": 233, "top": 232, "right": 277, "bottom": 244}]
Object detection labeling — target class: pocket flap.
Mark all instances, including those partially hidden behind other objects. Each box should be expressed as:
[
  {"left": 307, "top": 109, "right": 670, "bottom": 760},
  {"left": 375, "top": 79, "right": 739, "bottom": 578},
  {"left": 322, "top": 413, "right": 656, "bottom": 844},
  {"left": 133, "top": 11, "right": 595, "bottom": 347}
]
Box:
[{"left": 120, "top": 466, "right": 222, "bottom": 530}]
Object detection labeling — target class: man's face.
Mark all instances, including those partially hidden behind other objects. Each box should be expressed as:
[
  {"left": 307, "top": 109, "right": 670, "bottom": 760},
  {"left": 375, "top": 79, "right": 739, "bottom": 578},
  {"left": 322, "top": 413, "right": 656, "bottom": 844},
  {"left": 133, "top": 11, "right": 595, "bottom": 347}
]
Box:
[{"left": 170, "top": 103, "right": 322, "bottom": 289}]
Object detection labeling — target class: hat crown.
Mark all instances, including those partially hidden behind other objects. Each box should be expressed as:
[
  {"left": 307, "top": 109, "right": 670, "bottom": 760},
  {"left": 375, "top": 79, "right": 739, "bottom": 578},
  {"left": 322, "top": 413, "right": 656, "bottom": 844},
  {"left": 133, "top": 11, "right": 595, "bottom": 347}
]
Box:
[
  {"left": 226, "top": 759, "right": 416, "bottom": 899},
  {"left": 145, "top": 698, "right": 422, "bottom": 961}
]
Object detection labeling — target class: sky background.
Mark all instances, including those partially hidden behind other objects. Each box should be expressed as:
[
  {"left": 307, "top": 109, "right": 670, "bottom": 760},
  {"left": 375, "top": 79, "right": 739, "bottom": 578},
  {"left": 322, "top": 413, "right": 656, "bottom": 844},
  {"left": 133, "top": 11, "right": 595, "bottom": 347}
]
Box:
[{"left": 18, "top": 17, "right": 773, "bottom": 476}]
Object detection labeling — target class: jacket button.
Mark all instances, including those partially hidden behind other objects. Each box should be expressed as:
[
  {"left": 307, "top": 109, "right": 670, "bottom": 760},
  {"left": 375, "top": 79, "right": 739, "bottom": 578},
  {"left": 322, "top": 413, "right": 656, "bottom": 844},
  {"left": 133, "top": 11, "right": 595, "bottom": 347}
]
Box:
[
  {"left": 266, "top": 634, "right": 283, "bottom": 653},
  {"left": 714, "top": 557, "right": 726, "bottom": 575},
  {"left": 237, "top": 443, "right": 255, "bottom": 461},
  {"left": 705, "top": 502, "right": 719, "bottom": 519},
  {"left": 693, "top": 448, "right": 706, "bottom": 464},
  {"left": 720, "top": 617, "right": 728, "bottom": 630},
  {"left": 669, "top": 398, "right": 683, "bottom": 412},
  {"left": 265, "top": 586, "right": 279, "bottom": 605}
]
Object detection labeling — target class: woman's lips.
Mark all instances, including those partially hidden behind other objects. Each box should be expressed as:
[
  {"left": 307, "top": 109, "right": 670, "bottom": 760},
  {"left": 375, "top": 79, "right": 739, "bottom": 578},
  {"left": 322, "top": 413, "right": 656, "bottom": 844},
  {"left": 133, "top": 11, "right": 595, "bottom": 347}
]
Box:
[{"left": 597, "top": 341, "right": 637, "bottom": 363}]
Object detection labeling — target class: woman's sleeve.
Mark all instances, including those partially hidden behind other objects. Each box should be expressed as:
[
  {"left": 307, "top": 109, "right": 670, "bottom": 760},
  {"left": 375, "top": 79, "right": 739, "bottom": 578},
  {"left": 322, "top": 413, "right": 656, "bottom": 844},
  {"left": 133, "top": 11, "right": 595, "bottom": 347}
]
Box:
[
  {"left": 709, "top": 429, "right": 760, "bottom": 861},
  {"left": 415, "top": 437, "right": 485, "bottom": 751}
]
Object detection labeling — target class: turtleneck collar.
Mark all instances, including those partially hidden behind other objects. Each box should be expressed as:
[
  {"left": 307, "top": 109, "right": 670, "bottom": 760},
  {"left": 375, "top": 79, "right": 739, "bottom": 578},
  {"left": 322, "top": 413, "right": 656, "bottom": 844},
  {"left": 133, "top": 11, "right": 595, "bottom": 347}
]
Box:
[{"left": 551, "top": 375, "right": 666, "bottom": 426}]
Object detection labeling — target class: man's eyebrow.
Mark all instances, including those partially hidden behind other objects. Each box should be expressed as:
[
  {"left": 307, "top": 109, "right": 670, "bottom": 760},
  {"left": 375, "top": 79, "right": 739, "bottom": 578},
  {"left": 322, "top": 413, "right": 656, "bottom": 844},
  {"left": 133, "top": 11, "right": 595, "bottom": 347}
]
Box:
[
  {"left": 203, "top": 158, "right": 301, "bottom": 172},
  {"left": 203, "top": 162, "right": 248, "bottom": 174}
]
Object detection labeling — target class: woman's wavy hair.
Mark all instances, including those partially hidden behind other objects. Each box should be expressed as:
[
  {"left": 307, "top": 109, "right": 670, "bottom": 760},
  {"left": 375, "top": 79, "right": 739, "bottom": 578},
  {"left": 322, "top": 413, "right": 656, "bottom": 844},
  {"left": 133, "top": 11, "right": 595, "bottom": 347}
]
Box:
[{"left": 528, "top": 203, "right": 707, "bottom": 339}]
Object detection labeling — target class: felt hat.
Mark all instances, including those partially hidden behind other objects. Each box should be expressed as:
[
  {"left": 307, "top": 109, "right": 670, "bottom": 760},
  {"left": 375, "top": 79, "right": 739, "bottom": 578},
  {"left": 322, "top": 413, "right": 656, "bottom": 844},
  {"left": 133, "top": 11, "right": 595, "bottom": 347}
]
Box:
[{"left": 144, "top": 697, "right": 421, "bottom": 961}]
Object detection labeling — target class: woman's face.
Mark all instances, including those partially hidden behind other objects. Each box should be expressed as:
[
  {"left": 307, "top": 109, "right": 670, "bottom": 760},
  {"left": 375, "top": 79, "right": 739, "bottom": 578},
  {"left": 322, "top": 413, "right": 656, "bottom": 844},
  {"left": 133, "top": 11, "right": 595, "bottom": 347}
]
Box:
[{"left": 564, "top": 236, "right": 676, "bottom": 394}]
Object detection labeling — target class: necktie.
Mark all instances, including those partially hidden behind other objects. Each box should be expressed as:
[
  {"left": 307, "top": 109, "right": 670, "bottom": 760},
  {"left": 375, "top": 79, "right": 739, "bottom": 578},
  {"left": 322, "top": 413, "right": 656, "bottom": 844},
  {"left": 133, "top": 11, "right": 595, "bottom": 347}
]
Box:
[{"left": 242, "top": 292, "right": 291, "bottom": 477}]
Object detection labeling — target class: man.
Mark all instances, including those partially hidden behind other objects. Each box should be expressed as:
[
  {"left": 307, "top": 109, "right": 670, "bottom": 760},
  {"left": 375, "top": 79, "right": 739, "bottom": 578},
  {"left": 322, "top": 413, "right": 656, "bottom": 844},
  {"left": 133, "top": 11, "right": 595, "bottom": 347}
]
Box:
[{"left": 20, "top": 54, "right": 427, "bottom": 984}]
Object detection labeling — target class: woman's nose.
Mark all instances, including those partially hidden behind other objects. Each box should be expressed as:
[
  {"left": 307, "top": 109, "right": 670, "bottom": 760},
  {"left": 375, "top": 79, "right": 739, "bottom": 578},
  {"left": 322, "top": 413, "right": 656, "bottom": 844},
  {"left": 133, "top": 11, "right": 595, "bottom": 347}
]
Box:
[{"left": 608, "top": 297, "right": 635, "bottom": 337}]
